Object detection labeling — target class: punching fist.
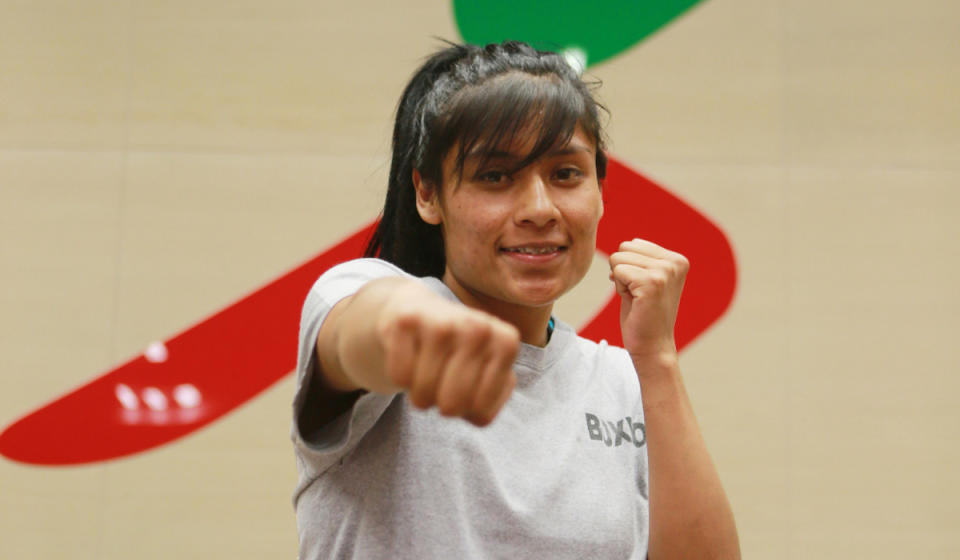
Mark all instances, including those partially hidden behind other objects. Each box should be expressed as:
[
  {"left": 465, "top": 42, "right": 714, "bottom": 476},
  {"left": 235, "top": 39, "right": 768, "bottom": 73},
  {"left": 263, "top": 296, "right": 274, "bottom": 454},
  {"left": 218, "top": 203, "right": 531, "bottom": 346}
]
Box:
[
  {"left": 375, "top": 285, "right": 520, "bottom": 427},
  {"left": 609, "top": 239, "right": 689, "bottom": 363}
]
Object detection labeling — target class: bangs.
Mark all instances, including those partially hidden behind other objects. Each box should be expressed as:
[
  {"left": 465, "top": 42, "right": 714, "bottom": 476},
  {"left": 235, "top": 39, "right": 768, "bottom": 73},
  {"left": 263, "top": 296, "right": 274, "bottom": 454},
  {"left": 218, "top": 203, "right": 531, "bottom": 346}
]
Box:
[{"left": 430, "top": 72, "right": 597, "bottom": 180}]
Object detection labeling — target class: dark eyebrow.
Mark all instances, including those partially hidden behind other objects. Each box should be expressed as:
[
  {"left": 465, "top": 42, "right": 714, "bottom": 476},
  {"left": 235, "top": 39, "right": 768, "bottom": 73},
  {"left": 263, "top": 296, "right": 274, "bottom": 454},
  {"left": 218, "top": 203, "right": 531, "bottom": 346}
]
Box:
[
  {"left": 465, "top": 145, "right": 593, "bottom": 162},
  {"left": 464, "top": 150, "right": 515, "bottom": 161},
  {"left": 547, "top": 145, "right": 594, "bottom": 157}
]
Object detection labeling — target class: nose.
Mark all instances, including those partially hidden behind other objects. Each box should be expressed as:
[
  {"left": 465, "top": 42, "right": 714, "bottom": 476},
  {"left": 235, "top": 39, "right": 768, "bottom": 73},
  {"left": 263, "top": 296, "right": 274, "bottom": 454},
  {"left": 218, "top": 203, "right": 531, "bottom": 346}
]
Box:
[{"left": 515, "top": 173, "right": 560, "bottom": 228}]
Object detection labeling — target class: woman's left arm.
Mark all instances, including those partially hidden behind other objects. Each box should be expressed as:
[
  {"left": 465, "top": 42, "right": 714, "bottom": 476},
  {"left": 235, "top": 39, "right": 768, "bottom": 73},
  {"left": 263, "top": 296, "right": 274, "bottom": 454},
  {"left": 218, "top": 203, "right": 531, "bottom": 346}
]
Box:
[{"left": 610, "top": 239, "right": 741, "bottom": 560}]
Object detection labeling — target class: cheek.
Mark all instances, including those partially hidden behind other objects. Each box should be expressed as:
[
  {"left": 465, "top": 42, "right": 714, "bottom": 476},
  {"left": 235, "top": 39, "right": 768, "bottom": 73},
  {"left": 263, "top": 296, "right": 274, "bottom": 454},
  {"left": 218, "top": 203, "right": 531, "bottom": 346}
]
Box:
[
  {"left": 569, "top": 192, "right": 604, "bottom": 234},
  {"left": 441, "top": 203, "right": 502, "bottom": 262},
  {"left": 449, "top": 199, "right": 505, "bottom": 238}
]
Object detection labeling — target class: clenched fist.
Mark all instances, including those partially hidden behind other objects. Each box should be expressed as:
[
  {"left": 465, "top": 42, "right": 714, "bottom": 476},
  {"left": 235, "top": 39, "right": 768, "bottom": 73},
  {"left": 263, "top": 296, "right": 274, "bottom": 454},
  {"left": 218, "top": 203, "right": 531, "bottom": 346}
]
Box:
[
  {"left": 609, "top": 239, "right": 689, "bottom": 364},
  {"left": 375, "top": 289, "right": 520, "bottom": 427}
]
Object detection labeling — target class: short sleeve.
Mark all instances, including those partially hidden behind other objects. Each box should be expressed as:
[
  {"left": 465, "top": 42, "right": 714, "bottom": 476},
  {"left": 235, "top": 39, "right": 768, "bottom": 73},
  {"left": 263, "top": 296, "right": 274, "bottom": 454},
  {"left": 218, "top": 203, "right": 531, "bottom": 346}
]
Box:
[{"left": 290, "top": 258, "right": 410, "bottom": 483}]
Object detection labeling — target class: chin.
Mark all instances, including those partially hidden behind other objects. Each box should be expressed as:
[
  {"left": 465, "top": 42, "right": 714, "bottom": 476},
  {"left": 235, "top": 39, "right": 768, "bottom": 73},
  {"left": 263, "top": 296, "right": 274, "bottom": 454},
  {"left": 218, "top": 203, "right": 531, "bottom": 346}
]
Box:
[{"left": 509, "top": 281, "right": 568, "bottom": 308}]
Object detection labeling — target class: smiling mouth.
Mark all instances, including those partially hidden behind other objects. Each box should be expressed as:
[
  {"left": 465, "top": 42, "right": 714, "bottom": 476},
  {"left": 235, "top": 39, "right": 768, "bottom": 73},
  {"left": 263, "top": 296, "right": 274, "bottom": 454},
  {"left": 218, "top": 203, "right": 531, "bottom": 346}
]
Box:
[{"left": 499, "top": 245, "right": 567, "bottom": 255}]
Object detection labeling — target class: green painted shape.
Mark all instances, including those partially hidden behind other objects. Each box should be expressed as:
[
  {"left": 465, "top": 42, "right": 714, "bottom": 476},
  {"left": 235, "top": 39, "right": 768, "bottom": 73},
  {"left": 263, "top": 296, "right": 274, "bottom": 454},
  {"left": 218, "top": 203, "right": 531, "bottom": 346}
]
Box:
[{"left": 453, "top": 0, "right": 704, "bottom": 68}]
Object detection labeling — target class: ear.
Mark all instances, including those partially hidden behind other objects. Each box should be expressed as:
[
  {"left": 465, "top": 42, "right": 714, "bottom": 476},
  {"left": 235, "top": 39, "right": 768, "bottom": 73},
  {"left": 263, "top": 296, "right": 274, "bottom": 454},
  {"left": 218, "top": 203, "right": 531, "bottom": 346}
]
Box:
[
  {"left": 598, "top": 179, "right": 605, "bottom": 219},
  {"left": 413, "top": 169, "right": 443, "bottom": 225}
]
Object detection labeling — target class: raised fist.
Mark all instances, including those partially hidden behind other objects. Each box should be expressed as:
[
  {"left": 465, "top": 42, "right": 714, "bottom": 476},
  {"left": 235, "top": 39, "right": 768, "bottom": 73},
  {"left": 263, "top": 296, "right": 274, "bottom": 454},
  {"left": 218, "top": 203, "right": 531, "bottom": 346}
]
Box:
[
  {"left": 609, "top": 238, "right": 689, "bottom": 363},
  {"left": 377, "top": 294, "right": 520, "bottom": 427}
]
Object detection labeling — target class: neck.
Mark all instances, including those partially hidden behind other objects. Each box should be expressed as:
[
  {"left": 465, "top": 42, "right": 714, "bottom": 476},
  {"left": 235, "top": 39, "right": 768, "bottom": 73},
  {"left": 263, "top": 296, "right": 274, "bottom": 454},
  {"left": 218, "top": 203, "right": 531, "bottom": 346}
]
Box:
[{"left": 441, "top": 271, "right": 553, "bottom": 347}]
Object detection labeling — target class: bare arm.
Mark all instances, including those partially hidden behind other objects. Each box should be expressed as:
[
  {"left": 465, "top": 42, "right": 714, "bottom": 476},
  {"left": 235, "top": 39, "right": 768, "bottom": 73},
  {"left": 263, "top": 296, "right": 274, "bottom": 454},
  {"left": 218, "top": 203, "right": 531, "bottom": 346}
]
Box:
[
  {"left": 634, "top": 355, "right": 740, "bottom": 559},
  {"left": 301, "top": 276, "right": 520, "bottom": 431},
  {"left": 610, "top": 240, "right": 740, "bottom": 559}
]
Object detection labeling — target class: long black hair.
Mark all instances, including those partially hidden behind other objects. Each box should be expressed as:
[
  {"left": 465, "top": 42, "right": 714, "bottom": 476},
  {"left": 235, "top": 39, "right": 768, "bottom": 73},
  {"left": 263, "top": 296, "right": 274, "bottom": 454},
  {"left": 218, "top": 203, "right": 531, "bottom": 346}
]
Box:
[{"left": 364, "top": 40, "right": 608, "bottom": 277}]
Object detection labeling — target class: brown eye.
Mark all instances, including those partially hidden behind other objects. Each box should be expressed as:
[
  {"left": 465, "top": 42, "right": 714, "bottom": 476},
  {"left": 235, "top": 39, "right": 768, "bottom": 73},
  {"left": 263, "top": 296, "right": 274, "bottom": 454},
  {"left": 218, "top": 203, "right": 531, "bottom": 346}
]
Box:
[
  {"left": 477, "top": 170, "right": 508, "bottom": 184},
  {"left": 555, "top": 167, "right": 584, "bottom": 181}
]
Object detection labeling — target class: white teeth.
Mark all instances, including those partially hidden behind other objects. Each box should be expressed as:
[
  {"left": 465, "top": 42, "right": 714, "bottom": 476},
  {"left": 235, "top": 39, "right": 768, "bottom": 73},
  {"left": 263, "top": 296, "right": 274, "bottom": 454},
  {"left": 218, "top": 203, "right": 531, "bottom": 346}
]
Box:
[{"left": 504, "top": 246, "right": 559, "bottom": 255}]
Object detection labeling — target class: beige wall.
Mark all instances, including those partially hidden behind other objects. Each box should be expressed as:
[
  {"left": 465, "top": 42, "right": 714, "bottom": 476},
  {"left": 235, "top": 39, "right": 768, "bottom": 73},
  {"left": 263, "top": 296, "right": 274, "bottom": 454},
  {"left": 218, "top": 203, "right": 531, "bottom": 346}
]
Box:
[{"left": 2, "top": 1, "right": 958, "bottom": 558}]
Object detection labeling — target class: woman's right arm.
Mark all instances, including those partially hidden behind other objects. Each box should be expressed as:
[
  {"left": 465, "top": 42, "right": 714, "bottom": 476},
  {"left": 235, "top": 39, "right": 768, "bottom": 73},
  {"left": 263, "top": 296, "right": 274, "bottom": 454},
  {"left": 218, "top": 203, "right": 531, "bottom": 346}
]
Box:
[{"left": 302, "top": 277, "right": 520, "bottom": 430}]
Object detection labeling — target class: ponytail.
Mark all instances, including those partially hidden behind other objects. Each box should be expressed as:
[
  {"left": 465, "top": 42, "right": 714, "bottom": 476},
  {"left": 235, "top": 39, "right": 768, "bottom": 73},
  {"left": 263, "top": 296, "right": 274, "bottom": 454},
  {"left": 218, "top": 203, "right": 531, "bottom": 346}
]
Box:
[{"left": 364, "top": 44, "right": 471, "bottom": 277}]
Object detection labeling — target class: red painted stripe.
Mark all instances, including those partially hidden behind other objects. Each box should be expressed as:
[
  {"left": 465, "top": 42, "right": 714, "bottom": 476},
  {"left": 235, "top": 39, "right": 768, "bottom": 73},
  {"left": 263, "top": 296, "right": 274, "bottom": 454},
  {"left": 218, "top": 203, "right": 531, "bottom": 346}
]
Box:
[
  {"left": 0, "top": 157, "right": 735, "bottom": 466},
  {"left": 582, "top": 158, "right": 738, "bottom": 348},
  {"left": 0, "top": 226, "right": 373, "bottom": 466}
]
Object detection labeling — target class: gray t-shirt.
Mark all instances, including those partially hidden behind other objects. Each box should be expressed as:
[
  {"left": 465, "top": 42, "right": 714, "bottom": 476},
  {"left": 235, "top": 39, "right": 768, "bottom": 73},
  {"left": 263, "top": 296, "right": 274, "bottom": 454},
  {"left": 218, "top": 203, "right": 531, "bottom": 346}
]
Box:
[{"left": 291, "top": 258, "right": 649, "bottom": 559}]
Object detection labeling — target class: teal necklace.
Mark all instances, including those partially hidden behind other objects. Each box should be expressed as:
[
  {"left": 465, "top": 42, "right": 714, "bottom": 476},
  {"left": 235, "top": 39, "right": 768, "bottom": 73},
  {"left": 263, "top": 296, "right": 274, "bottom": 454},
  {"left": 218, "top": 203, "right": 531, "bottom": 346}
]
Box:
[{"left": 546, "top": 317, "right": 555, "bottom": 342}]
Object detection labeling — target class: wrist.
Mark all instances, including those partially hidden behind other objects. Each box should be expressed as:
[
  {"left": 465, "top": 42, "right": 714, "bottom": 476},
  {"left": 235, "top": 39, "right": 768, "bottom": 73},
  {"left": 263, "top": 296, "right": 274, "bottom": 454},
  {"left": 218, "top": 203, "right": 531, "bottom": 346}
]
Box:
[
  {"left": 632, "top": 354, "right": 684, "bottom": 412},
  {"left": 629, "top": 347, "right": 679, "bottom": 375}
]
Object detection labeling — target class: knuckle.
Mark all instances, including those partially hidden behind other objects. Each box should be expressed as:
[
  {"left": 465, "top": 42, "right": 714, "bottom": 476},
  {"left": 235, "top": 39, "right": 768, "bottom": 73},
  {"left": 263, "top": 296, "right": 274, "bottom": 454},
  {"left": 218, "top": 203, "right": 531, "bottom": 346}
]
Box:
[
  {"left": 611, "top": 265, "right": 633, "bottom": 283},
  {"left": 430, "top": 321, "right": 455, "bottom": 342},
  {"left": 420, "top": 392, "right": 437, "bottom": 409},
  {"left": 495, "top": 332, "right": 520, "bottom": 360},
  {"left": 470, "top": 408, "right": 495, "bottom": 427},
  {"left": 473, "top": 319, "right": 494, "bottom": 341},
  {"left": 409, "top": 375, "right": 436, "bottom": 407},
  {"left": 394, "top": 309, "right": 421, "bottom": 330},
  {"left": 501, "top": 322, "right": 521, "bottom": 343},
  {"left": 387, "top": 364, "right": 411, "bottom": 387},
  {"left": 651, "top": 270, "right": 668, "bottom": 286},
  {"left": 668, "top": 254, "right": 688, "bottom": 273},
  {"left": 408, "top": 391, "right": 431, "bottom": 409},
  {"left": 437, "top": 397, "right": 462, "bottom": 417},
  {"left": 504, "top": 342, "right": 519, "bottom": 364},
  {"left": 388, "top": 314, "right": 420, "bottom": 341},
  {"left": 460, "top": 314, "right": 493, "bottom": 345}
]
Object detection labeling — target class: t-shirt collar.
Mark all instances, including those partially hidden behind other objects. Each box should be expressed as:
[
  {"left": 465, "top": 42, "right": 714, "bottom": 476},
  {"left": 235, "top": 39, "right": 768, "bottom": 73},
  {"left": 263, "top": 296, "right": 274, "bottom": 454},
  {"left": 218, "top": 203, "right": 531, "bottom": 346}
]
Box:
[{"left": 421, "top": 277, "right": 573, "bottom": 373}]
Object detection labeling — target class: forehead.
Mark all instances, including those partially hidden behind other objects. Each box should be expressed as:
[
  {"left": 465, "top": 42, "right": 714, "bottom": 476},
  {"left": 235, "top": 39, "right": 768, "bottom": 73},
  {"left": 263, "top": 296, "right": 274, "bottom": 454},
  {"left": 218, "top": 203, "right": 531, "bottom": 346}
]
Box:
[
  {"left": 444, "top": 122, "right": 596, "bottom": 178},
  {"left": 428, "top": 71, "right": 598, "bottom": 178},
  {"left": 465, "top": 125, "right": 595, "bottom": 161},
  {"left": 439, "top": 126, "right": 594, "bottom": 186}
]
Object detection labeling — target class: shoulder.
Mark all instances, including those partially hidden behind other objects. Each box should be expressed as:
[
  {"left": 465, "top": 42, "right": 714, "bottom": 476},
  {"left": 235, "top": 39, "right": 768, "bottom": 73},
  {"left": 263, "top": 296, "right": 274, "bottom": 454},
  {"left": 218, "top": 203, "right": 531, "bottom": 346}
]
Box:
[
  {"left": 306, "top": 258, "right": 412, "bottom": 307},
  {"left": 314, "top": 257, "right": 411, "bottom": 287},
  {"left": 565, "top": 329, "right": 638, "bottom": 387},
  {"left": 565, "top": 327, "right": 633, "bottom": 367},
  {"left": 546, "top": 320, "right": 636, "bottom": 374},
  {"left": 596, "top": 344, "right": 636, "bottom": 376}
]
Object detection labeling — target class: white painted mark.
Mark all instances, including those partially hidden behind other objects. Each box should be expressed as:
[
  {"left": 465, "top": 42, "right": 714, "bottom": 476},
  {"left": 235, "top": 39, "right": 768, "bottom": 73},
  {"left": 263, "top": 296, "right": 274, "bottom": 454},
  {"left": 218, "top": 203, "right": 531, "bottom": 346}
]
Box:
[
  {"left": 173, "top": 384, "right": 201, "bottom": 408},
  {"left": 115, "top": 384, "right": 140, "bottom": 410},
  {"left": 142, "top": 387, "right": 168, "bottom": 411},
  {"left": 144, "top": 341, "right": 169, "bottom": 363}
]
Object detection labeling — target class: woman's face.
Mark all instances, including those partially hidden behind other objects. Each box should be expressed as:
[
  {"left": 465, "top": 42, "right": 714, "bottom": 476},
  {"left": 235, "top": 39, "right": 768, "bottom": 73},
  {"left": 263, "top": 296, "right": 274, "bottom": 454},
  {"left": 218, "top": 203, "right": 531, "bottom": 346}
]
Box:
[{"left": 416, "top": 125, "right": 603, "bottom": 314}]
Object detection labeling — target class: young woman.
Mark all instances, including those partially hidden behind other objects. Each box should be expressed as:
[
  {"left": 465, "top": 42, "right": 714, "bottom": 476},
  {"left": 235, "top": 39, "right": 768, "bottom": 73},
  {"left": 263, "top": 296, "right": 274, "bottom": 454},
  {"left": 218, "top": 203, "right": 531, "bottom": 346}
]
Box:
[{"left": 291, "top": 41, "right": 739, "bottom": 559}]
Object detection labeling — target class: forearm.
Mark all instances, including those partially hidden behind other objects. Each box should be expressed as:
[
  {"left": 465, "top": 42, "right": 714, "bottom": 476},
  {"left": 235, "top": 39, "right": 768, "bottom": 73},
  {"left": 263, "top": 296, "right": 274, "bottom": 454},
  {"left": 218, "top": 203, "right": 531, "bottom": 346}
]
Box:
[
  {"left": 301, "top": 276, "right": 442, "bottom": 433},
  {"left": 636, "top": 354, "right": 740, "bottom": 560},
  {"left": 315, "top": 274, "right": 520, "bottom": 426},
  {"left": 318, "top": 276, "right": 428, "bottom": 394}
]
